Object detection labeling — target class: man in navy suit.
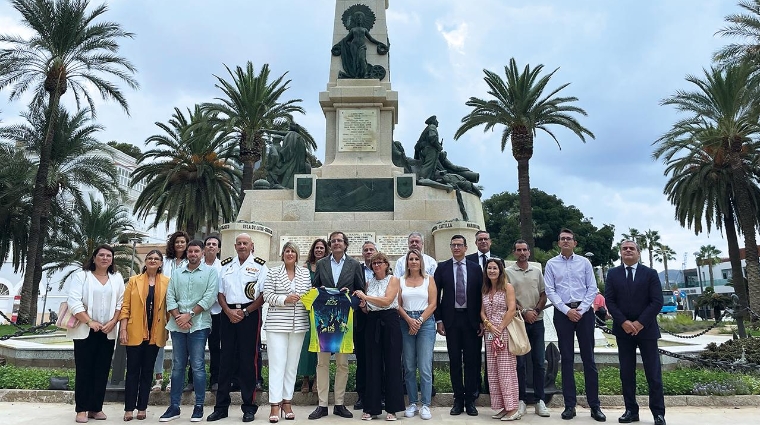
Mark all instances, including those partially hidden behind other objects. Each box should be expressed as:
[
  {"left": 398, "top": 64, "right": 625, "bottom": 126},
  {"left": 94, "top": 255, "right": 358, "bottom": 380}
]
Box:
[
  {"left": 434, "top": 234, "right": 483, "bottom": 416},
  {"left": 605, "top": 240, "right": 665, "bottom": 425}
]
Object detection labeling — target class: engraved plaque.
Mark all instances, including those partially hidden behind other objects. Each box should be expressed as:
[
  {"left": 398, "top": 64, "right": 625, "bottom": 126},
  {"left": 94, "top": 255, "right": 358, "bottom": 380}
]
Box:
[
  {"left": 338, "top": 109, "right": 377, "bottom": 152},
  {"left": 279, "top": 236, "right": 319, "bottom": 258},
  {"left": 345, "top": 232, "right": 375, "bottom": 257},
  {"left": 315, "top": 179, "right": 394, "bottom": 212},
  {"left": 376, "top": 235, "right": 409, "bottom": 257}
]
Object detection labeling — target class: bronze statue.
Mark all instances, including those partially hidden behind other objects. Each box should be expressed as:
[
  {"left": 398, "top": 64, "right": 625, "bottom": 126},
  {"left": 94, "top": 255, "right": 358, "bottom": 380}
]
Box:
[
  {"left": 262, "top": 123, "right": 312, "bottom": 190},
  {"left": 413, "top": 115, "right": 443, "bottom": 181},
  {"left": 332, "top": 5, "right": 388, "bottom": 80}
]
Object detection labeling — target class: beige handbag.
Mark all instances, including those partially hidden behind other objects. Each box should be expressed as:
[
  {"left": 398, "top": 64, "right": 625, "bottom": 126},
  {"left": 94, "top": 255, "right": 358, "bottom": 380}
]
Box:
[{"left": 506, "top": 311, "right": 531, "bottom": 355}]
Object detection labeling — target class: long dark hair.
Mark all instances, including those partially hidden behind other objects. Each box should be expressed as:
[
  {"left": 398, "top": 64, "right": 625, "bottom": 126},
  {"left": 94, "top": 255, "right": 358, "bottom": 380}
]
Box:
[
  {"left": 306, "top": 238, "right": 329, "bottom": 265},
  {"left": 84, "top": 244, "right": 116, "bottom": 274},
  {"left": 165, "top": 231, "right": 189, "bottom": 260},
  {"left": 141, "top": 249, "right": 164, "bottom": 274},
  {"left": 482, "top": 257, "right": 507, "bottom": 295}
]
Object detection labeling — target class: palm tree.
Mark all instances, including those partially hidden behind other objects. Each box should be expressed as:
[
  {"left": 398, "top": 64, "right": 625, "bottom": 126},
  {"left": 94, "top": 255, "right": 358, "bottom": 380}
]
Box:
[
  {"left": 1, "top": 104, "right": 121, "bottom": 322},
  {"left": 658, "top": 62, "right": 760, "bottom": 318},
  {"left": 454, "top": 58, "right": 594, "bottom": 252},
  {"left": 0, "top": 0, "right": 137, "bottom": 323},
  {"left": 654, "top": 244, "right": 677, "bottom": 288},
  {"left": 44, "top": 194, "right": 135, "bottom": 288},
  {"left": 132, "top": 105, "right": 241, "bottom": 238},
  {"left": 697, "top": 245, "right": 723, "bottom": 288},
  {"left": 643, "top": 229, "right": 662, "bottom": 268},
  {"left": 203, "top": 62, "right": 314, "bottom": 200},
  {"left": 714, "top": 0, "right": 760, "bottom": 67},
  {"left": 0, "top": 145, "right": 35, "bottom": 272}
]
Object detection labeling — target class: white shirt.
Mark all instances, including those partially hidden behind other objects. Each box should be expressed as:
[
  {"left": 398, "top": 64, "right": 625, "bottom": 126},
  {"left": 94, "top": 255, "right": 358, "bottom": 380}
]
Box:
[
  {"left": 163, "top": 257, "right": 187, "bottom": 279},
  {"left": 393, "top": 253, "right": 438, "bottom": 278},
  {"left": 204, "top": 257, "right": 223, "bottom": 314},
  {"left": 475, "top": 251, "right": 492, "bottom": 270},
  {"left": 220, "top": 254, "right": 269, "bottom": 304}
]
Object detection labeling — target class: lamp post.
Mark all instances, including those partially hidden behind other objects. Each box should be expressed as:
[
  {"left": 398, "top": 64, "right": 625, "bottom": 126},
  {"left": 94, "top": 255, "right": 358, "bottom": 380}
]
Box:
[{"left": 693, "top": 252, "right": 704, "bottom": 293}]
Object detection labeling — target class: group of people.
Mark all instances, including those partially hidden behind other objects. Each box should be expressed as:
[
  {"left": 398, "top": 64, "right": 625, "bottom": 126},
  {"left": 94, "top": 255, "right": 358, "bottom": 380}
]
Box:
[{"left": 66, "top": 227, "right": 666, "bottom": 425}]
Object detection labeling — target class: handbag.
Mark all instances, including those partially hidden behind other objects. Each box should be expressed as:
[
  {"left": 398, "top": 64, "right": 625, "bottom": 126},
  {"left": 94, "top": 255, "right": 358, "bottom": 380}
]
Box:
[
  {"left": 506, "top": 311, "right": 531, "bottom": 355},
  {"left": 55, "top": 301, "right": 80, "bottom": 330}
]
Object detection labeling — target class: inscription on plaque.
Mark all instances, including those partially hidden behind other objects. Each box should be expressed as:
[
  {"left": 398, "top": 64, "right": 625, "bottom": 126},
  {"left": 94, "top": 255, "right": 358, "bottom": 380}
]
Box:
[
  {"left": 345, "top": 232, "right": 375, "bottom": 257},
  {"left": 279, "top": 236, "right": 319, "bottom": 258},
  {"left": 338, "top": 109, "right": 377, "bottom": 152},
  {"left": 376, "top": 235, "right": 409, "bottom": 257}
]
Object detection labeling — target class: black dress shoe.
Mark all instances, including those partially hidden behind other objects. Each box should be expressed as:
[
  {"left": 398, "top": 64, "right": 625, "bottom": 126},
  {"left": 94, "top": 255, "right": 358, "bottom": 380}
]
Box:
[
  {"left": 242, "top": 412, "right": 255, "bottom": 423},
  {"left": 618, "top": 410, "right": 639, "bottom": 423},
  {"left": 465, "top": 402, "right": 478, "bottom": 416},
  {"left": 333, "top": 405, "right": 353, "bottom": 418},
  {"left": 561, "top": 407, "right": 576, "bottom": 420},
  {"left": 206, "top": 410, "right": 228, "bottom": 422},
  {"left": 308, "top": 407, "right": 328, "bottom": 420},
  {"left": 450, "top": 400, "right": 464, "bottom": 416},
  {"left": 590, "top": 407, "right": 607, "bottom": 422},
  {"left": 653, "top": 415, "right": 666, "bottom": 425},
  {"left": 353, "top": 398, "right": 363, "bottom": 410}
]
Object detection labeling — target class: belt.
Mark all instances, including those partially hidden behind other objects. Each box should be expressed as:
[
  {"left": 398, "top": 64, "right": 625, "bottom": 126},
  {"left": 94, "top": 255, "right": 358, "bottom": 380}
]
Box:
[
  {"left": 454, "top": 308, "right": 468, "bottom": 313},
  {"left": 232, "top": 302, "right": 253, "bottom": 309},
  {"left": 565, "top": 302, "right": 581, "bottom": 309}
]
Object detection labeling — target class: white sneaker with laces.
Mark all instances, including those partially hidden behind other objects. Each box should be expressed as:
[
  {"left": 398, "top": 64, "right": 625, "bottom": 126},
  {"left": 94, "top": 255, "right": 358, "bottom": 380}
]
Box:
[
  {"left": 518, "top": 400, "right": 527, "bottom": 417},
  {"left": 420, "top": 406, "right": 432, "bottom": 420},
  {"left": 535, "top": 400, "right": 550, "bottom": 417},
  {"left": 404, "top": 404, "right": 418, "bottom": 418}
]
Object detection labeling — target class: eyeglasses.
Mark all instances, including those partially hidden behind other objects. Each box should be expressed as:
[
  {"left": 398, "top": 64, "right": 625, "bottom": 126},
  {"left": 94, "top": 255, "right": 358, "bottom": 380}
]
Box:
[
  {"left": 371, "top": 261, "right": 385, "bottom": 266},
  {"left": 146, "top": 257, "right": 162, "bottom": 262},
  {"left": 559, "top": 237, "right": 574, "bottom": 241},
  {"left": 621, "top": 246, "right": 637, "bottom": 251},
  {"left": 330, "top": 239, "right": 344, "bottom": 244},
  {"left": 449, "top": 243, "right": 465, "bottom": 248}
]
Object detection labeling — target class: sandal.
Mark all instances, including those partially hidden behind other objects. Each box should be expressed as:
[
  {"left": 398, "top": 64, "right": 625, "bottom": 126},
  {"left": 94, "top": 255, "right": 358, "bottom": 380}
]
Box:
[
  {"left": 269, "top": 404, "right": 280, "bottom": 423},
  {"left": 88, "top": 412, "right": 107, "bottom": 420},
  {"left": 151, "top": 379, "right": 162, "bottom": 392},
  {"left": 75, "top": 412, "right": 88, "bottom": 423},
  {"left": 361, "top": 413, "right": 374, "bottom": 421},
  {"left": 281, "top": 401, "right": 295, "bottom": 420},
  {"left": 385, "top": 413, "right": 397, "bottom": 421},
  {"left": 136, "top": 411, "right": 147, "bottom": 420},
  {"left": 492, "top": 409, "right": 508, "bottom": 419},
  {"left": 123, "top": 412, "right": 134, "bottom": 422}
]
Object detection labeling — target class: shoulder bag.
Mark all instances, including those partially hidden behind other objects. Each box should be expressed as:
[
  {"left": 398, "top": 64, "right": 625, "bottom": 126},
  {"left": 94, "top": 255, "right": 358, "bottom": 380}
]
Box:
[
  {"left": 506, "top": 311, "right": 531, "bottom": 355},
  {"left": 55, "top": 301, "right": 80, "bottom": 330}
]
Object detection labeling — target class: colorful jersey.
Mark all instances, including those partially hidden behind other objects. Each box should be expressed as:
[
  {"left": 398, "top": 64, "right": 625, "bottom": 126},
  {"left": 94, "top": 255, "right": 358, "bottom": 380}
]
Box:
[{"left": 301, "top": 287, "right": 354, "bottom": 354}]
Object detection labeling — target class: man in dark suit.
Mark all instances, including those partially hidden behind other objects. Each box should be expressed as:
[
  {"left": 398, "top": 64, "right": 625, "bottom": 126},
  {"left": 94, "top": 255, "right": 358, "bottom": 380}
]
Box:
[
  {"left": 605, "top": 240, "right": 665, "bottom": 425},
  {"left": 434, "top": 234, "right": 483, "bottom": 416},
  {"left": 308, "top": 231, "right": 364, "bottom": 420}
]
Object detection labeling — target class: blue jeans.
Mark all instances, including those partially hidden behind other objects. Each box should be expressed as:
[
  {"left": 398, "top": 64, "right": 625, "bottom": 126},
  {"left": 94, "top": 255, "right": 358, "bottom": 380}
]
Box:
[
  {"left": 169, "top": 329, "right": 210, "bottom": 407},
  {"left": 517, "top": 319, "right": 546, "bottom": 401},
  {"left": 400, "top": 311, "right": 436, "bottom": 406}
]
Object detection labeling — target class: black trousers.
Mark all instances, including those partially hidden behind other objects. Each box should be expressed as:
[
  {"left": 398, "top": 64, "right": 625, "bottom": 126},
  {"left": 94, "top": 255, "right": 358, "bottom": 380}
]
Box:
[
  {"left": 444, "top": 311, "right": 482, "bottom": 403},
  {"left": 554, "top": 308, "right": 599, "bottom": 408},
  {"left": 364, "top": 309, "right": 404, "bottom": 415},
  {"left": 353, "top": 309, "right": 367, "bottom": 399},
  {"left": 215, "top": 309, "right": 260, "bottom": 414},
  {"left": 617, "top": 335, "right": 665, "bottom": 416},
  {"left": 209, "top": 313, "right": 221, "bottom": 385},
  {"left": 73, "top": 330, "right": 115, "bottom": 413},
  {"left": 125, "top": 341, "right": 160, "bottom": 411}
]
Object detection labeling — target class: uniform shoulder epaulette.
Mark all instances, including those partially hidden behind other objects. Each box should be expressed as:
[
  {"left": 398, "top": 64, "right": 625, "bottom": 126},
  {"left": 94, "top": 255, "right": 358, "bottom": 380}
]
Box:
[
  {"left": 221, "top": 257, "right": 233, "bottom": 266},
  {"left": 254, "top": 257, "right": 266, "bottom": 265}
]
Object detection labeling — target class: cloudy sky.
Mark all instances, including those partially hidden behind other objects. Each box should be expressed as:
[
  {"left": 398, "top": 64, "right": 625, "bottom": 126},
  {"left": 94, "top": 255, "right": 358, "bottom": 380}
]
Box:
[{"left": 0, "top": 0, "right": 752, "bottom": 271}]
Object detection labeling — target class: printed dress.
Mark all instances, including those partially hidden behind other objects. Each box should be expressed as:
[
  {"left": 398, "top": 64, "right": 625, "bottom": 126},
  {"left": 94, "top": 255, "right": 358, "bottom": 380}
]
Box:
[{"left": 482, "top": 289, "right": 519, "bottom": 411}]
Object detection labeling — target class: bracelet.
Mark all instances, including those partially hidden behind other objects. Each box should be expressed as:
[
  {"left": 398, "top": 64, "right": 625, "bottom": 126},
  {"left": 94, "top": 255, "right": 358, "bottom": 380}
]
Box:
[
  {"left": 417, "top": 316, "right": 424, "bottom": 323},
  {"left": 86, "top": 319, "right": 92, "bottom": 325}
]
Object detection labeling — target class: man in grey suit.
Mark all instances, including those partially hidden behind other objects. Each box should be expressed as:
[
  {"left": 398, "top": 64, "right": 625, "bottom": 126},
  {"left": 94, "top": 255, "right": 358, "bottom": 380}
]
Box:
[{"left": 308, "top": 231, "right": 364, "bottom": 420}]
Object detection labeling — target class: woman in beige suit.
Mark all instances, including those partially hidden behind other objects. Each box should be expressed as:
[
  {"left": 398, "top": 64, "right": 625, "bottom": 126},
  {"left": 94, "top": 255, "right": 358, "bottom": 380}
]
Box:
[
  {"left": 118, "top": 250, "right": 171, "bottom": 421},
  {"left": 262, "top": 242, "right": 312, "bottom": 422}
]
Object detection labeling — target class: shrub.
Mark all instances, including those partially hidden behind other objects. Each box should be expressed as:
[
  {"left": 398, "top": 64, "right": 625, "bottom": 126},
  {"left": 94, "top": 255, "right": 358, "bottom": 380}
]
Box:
[
  {"left": 0, "top": 365, "right": 75, "bottom": 390},
  {"left": 700, "top": 337, "right": 760, "bottom": 365}
]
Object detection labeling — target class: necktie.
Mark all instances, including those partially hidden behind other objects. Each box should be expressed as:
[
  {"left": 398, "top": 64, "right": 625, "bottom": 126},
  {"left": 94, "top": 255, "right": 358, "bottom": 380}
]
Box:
[
  {"left": 626, "top": 266, "right": 633, "bottom": 287},
  {"left": 481, "top": 254, "right": 487, "bottom": 270},
  {"left": 455, "top": 261, "right": 466, "bottom": 306}
]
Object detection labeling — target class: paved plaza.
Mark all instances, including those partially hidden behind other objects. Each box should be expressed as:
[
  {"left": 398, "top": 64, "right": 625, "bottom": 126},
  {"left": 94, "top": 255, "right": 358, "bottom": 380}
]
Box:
[{"left": 1, "top": 403, "right": 758, "bottom": 425}]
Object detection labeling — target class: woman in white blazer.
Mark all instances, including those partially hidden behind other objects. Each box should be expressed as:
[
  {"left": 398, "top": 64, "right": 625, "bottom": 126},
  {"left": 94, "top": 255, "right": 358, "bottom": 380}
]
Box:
[
  {"left": 67, "top": 244, "right": 125, "bottom": 423},
  {"left": 263, "top": 242, "right": 312, "bottom": 422}
]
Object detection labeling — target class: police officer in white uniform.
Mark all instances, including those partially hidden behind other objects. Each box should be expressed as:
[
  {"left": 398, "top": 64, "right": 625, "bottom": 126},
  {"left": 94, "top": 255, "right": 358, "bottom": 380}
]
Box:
[{"left": 207, "top": 233, "right": 269, "bottom": 423}]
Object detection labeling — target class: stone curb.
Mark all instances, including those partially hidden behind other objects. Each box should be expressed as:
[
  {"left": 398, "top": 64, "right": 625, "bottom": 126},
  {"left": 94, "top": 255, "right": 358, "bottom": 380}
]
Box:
[{"left": 1, "top": 389, "right": 758, "bottom": 408}]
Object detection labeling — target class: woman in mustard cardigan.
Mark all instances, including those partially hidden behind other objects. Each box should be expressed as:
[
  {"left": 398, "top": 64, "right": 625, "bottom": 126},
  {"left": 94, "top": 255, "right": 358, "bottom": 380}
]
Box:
[{"left": 118, "top": 250, "right": 170, "bottom": 421}]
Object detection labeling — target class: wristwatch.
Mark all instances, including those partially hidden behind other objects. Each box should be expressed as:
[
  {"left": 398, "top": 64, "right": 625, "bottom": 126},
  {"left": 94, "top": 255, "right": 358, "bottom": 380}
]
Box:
[
  {"left": 189, "top": 311, "right": 196, "bottom": 318},
  {"left": 243, "top": 309, "right": 250, "bottom": 317}
]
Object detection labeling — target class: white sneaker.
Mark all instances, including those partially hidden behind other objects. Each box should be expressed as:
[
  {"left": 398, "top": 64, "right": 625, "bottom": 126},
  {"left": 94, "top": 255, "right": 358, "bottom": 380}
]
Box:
[
  {"left": 535, "top": 400, "right": 550, "bottom": 417},
  {"left": 420, "top": 406, "right": 432, "bottom": 420},
  {"left": 517, "top": 400, "right": 527, "bottom": 417},
  {"left": 404, "top": 404, "right": 418, "bottom": 418}
]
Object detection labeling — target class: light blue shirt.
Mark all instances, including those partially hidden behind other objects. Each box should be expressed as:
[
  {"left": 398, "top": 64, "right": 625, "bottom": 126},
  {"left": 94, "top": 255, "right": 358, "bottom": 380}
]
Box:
[
  {"left": 544, "top": 253, "right": 597, "bottom": 315},
  {"left": 330, "top": 254, "right": 346, "bottom": 285},
  {"left": 166, "top": 262, "right": 218, "bottom": 333},
  {"left": 363, "top": 263, "right": 373, "bottom": 284}
]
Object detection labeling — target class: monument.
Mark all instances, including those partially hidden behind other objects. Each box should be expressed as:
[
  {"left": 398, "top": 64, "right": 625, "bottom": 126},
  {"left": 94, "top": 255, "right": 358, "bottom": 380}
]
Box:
[{"left": 221, "top": 0, "right": 485, "bottom": 262}]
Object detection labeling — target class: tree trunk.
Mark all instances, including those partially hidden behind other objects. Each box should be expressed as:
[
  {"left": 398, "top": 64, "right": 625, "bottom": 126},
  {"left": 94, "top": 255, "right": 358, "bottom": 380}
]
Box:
[
  {"left": 18, "top": 95, "right": 61, "bottom": 324},
  {"left": 663, "top": 258, "right": 670, "bottom": 287},
  {"left": 708, "top": 264, "right": 715, "bottom": 288},
  {"left": 649, "top": 250, "right": 654, "bottom": 269},
  {"left": 511, "top": 127, "right": 534, "bottom": 257},
  {"left": 723, "top": 208, "right": 747, "bottom": 337}
]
